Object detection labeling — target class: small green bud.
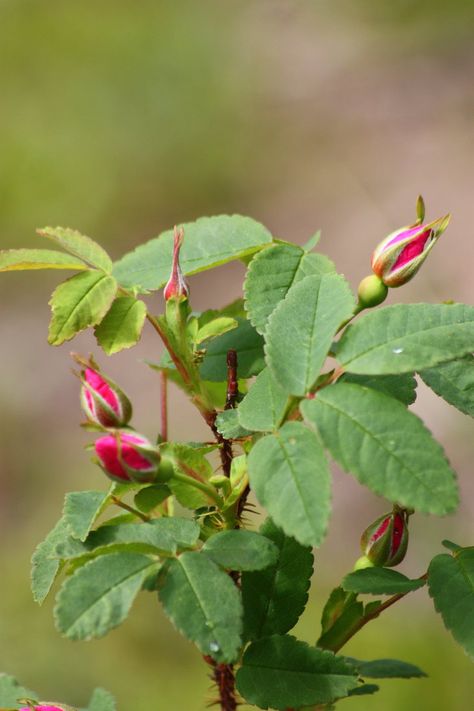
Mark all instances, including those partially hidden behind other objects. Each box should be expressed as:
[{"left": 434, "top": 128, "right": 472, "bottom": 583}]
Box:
[{"left": 357, "top": 275, "right": 389, "bottom": 308}]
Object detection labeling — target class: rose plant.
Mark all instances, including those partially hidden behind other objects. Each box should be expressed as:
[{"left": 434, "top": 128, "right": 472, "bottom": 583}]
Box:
[{"left": 0, "top": 198, "right": 473, "bottom": 710}]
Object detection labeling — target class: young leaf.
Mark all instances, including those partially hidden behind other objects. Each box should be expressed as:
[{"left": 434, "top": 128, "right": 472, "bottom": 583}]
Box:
[
  {"left": 265, "top": 274, "right": 355, "bottom": 396},
  {"left": 342, "top": 568, "right": 425, "bottom": 595},
  {"left": 244, "top": 242, "right": 336, "bottom": 335},
  {"left": 235, "top": 635, "right": 358, "bottom": 709},
  {"left": 242, "top": 518, "right": 313, "bottom": 640},
  {"left": 31, "top": 517, "right": 70, "bottom": 604},
  {"left": 317, "top": 588, "right": 365, "bottom": 652},
  {"left": 48, "top": 271, "right": 118, "bottom": 346},
  {"left": 0, "top": 674, "right": 36, "bottom": 706},
  {"left": 428, "top": 549, "right": 474, "bottom": 658},
  {"left": 87, "top": 687, "right": 116, "bottom": 711},
  {"left": 420, "top": 354, "right": 474, "bottom": 417},
  {"left": 94, "top": 296, "right": 147, "bottom": 355},
  {"left": 0, "top": 248, "right": 88, "bottom": 272},
  {"left": 237, "top": 367, "right": 288, "bottom": 432},
  {"left": 54, "top": 552, "right": 156, "bottom": 640},
  {"left": 199, "top": 318, "right": 265, "bottom": 382},
  {"left": 202, "top": 530, "right": 279, "bottom": 571},
  {"left": 195, "top": 316, "right": 238, "bottom": 344},
  {"left": 303, "top": 229, "right": 322, "bottom": 252},
  {"left": 301, "top": 382, "right": 459, "bottom": 516},
  {"left": 336, "top": 303, "right": 474, "bottom": 374},
  {"left": 158, "top": 551, "right": 243, "bottom": 663},
  {"left": 63, "top": 490, "right": 110, "bottom": 542},
  {"left": 248, "top": 421, "right": 331, "bottom": 547},
  {"left": 134, "top": 484, "right": 171, "bottom": 513},
  {"left": 215, "top": 409, "right": 253, "bottom": 440},
  {"left": 113, "top": 214, "right": 272, "bottom": 292},
  {"left": 38, "top": 226, "right": 113, "bottom": 272},
  {"left": 340, "top": 372, "right": 417, "bottom": 406},
  {"left": 346, "top": 657, "right": 427, "bottom": 678}
]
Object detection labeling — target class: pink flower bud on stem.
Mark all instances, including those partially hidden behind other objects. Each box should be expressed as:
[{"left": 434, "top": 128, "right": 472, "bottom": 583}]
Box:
[
  {"left": 371, "top": 201, "right": 450, "bottom": 288},
  {"left": 360, "top": 506, "right": 409, "bottom": 568},
  {"left": 94, "top": 432, "right": 160, "bottom": 483},
  {"left": 78, "top": 363, "right": 132, "bottom": 428},
  {"left": 163, "top": 226, "right": 189, "bottom": 301}
]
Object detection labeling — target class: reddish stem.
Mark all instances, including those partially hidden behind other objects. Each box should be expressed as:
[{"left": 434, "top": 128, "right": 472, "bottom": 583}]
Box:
[{"left": 204, "top": 657, "right": 239, "bottom": 711}]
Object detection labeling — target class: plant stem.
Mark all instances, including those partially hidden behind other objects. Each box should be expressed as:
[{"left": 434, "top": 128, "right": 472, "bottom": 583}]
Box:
[
  {"left": 160, "top": 370, "right": 168, "bottom": 441},
  {"left": 172, "top": 470, "right": 224, "bottom": 508},
  {"left": 328, "top": 573, "right": 428, "bottom": 653},
  {"left": 204, "top": 656, "right": 239, "bottom": 711},
  {"left": 111, "top": 495, "right": 150, "bottom": 522}
]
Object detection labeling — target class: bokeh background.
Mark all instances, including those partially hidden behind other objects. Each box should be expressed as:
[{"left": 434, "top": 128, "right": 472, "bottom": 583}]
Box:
[{"left": 1, "top": 1, "right": 473, "bottom": 709}]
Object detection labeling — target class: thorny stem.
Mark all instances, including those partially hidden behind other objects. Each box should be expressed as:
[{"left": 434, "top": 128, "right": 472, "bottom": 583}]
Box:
[{"left": 204, "top": 656, "right": 239, "bottom": 711}]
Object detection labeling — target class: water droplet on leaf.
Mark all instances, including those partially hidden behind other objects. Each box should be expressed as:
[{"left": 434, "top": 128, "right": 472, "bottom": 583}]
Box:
[
  {"left": 209, "top": 641, "right": 220, "bottom": 653},
  {"left": 392, "top": 347, "right": 404, "bottom": 354}
]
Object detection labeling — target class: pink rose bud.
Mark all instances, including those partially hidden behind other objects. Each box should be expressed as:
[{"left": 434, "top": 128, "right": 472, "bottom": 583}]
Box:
[
  {"left": 80, "top": 366, "right": 132, "bottom": 428},
  {"left": 163, "top": 226, "right": 189, "bottom": 301},
  {"left": 371, "top": 213, "right": 450, "bottom": 287},
  {"left": 360, "top": 509, "right": 409, "bottom": 567},
  {"left": 95, "top": 432, "right": 160, "bottom": 483},
  {"left": 19, "top": 707, "right": 66, "bottom": 711}
]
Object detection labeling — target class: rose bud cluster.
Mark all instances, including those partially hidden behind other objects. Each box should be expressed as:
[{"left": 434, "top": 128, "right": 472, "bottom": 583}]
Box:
[
  {"left": 360, "top": 508, "right": 409, "bottom": 568},
  {"left": 371, "top": 213, "right": 450, "bottom": 288},
  {"left": 95, "top": 432, "right": 160, "bottom": 484},
  {"left": 78, "top": 362, "right": 132, "bottom": 428}
]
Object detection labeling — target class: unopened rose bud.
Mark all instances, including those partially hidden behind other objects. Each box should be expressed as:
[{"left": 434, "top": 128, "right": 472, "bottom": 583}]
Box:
[
  {"left": 95, "top": 432, "right": 160, "bottom": 483},
  {"left": 163, "top": 226, "right": 189, "bottom": 301},
  {"left": 360, "top": 509, "right": 409, "bottom": 567},
  {"left": 371, "top": 213, "right": 450, "bottom": 288},
  {"left": 80, "top": 365, "right": 132, "bottom": 428}
]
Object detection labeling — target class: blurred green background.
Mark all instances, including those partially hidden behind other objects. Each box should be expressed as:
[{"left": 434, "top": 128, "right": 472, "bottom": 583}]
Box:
[{"left": 1, "top": 1, "right": 473, "bottom": 709}]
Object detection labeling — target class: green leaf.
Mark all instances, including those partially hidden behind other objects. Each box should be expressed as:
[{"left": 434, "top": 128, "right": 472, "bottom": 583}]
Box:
[
  {"left": 54, "top": 552, "right": 156, "bottom": 640},
  {"left": 94, "top": 296, "right": 147, "bottom": 355},
  {"left": 248, "top": 422, "right": 331, "bottom": 546},
  {"left": 420, "top": 355, "right": 474, "bottom": 417},
  {"left": 38, "top": 226, "right": 113, "bottom": 272},
  {"left": 195, "top": 317, "right": 238, "bottom": 344},
  {"left": 87, "top": 688, "right": 116, "bottom": 711},
  {"left": 0, "top": 248, "right": 88, "bottom": 272},
  {"left": 242, "top": 519, "right": 313, "bottom": 641},
  {"left": 303, "top": 229, "right": 322, "bottom": 252},
  {"left": 346, "top": 657, "right": 426, "bottom": 678},
  {"left": 301, "top": 382, "right": 459, "bottom": 515},
  {"left": 215, "top": 409, "right": 253, "bottom": 439},
  {"left": 342, "top": 568, "right": 426, "bottom": 595},
  {"left": 236, "top": 635, "right": 358, "bottom": 709},
  {"left": 428, "top": 549, "right": 474, "bottom": 658},
  {"left": 237, "top": 367, "right": 288, "bottom": 432},
  {"left": 63, "top": 490, "right": 110, "bottom": 542},
  {"left": 317, "top": 587, "right": 365, "bottom": 651},
  {"left": 348, "top": 683, "right": 380, "bottom": 696},
  {"left": 202, "top": 530, "right": 279, "bottom": 571},
  {"left": 0, "top": 674, "right": 36, "bottom": 706},
  {"left": 48, "top": 270, "right": 118, "bottom": 346},
  {"left": 341, "top": 372, "right": 417, "bottom": 406},
  {"left": 161, "top": 442, "right": 214, "bottom": 509},
  {"left": 31, "top": 517, "right": 70, "bottom": 604},
  {"left": 113, "top": 214, "right": 272, "bottom": 292},
  {"left": 199, "top": 318, "right": 265, "bottom": 382},
  {"left": 336, "top": 303, "right": 474, "bottom": 374},
  {"left": 244, "top": 242, "right": 336, "bottom": 335},
  {"left": 158, "top": 551, "right": 243, "bottom": 663},
  {"left": 265, "top": 274, "right": 355, "bottom": 396},
  {"left": 134, "top": 484, "right": 171, "bottom": 513}
]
